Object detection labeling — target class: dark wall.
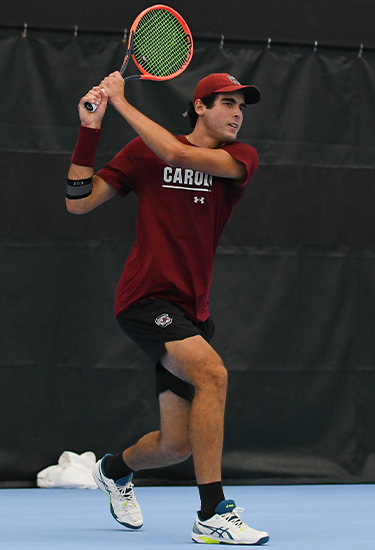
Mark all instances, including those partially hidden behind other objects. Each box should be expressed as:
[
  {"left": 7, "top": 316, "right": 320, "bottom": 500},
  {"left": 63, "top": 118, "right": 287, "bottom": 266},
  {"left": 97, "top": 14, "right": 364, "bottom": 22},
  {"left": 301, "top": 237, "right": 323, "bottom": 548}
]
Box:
[
  {"left": 3, "top": 0, "right": 375, "bottom": 49},
  {"left": 1, "top": 27, "right": 375, "bottom": 485}
]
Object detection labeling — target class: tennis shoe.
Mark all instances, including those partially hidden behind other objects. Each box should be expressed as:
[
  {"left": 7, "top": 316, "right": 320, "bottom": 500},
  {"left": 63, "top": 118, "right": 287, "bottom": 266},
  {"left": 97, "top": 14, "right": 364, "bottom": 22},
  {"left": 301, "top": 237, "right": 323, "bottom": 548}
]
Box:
[
  {"left": 92, "top": 453, "right": 143, "bottom": 529},
  {"left": 191, "top": 499, "right": 269, "bottom": 545}
]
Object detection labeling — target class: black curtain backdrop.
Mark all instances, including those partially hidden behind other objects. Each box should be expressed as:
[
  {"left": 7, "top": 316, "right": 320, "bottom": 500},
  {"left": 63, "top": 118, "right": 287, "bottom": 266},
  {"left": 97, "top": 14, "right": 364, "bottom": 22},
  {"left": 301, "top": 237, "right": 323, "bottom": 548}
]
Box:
[
  {"left": 3, "top": 0, "right": 375, "bottom": 49},
  {"left": 1, "top": 28, "right": 375, "bottom": 485}
]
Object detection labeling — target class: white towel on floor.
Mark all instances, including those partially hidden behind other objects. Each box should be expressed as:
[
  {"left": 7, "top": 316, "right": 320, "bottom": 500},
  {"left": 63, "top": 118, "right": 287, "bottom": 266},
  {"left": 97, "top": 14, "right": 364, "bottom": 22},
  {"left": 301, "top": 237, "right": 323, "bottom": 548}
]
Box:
[{"left": 37, "top": 451, "right": 98, "bottom": 489}]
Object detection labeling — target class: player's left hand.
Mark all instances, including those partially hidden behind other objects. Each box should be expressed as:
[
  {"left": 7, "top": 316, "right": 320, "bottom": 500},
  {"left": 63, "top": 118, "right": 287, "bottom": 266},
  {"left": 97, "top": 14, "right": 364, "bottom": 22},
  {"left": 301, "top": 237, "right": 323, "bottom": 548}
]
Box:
[{"left": 100, "top": 72, "right": 126, "bottom": 108}]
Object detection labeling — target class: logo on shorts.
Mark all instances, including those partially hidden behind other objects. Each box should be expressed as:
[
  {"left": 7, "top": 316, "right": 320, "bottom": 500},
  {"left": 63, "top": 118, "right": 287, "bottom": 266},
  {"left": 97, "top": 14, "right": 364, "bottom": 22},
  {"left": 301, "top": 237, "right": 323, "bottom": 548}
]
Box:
[{"left": 155, "top": 313, "right": 173, "bottom": 328}]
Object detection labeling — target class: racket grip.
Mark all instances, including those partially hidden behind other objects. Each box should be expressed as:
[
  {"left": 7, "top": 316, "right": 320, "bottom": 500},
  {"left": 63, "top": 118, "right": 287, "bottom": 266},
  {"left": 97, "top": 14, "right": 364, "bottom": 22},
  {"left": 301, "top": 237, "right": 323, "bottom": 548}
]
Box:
[{"left": 84, "top": 102, "right": 97, "bottom": 112}]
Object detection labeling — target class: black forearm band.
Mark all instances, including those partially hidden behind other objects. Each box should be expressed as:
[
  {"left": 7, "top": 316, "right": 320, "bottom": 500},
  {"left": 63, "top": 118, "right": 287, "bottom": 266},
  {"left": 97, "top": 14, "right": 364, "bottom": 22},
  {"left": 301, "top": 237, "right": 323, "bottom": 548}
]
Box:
[{"left": 66, "top": 177, "right": 93, "bottom": 200}]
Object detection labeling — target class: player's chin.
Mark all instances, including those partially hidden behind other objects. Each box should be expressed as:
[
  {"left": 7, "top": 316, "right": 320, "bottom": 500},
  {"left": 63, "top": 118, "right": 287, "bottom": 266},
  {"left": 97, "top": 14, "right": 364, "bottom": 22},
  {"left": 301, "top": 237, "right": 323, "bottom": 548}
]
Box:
[
  {"left": 225, "top": 126, "right": 239, "bottom": 141},
  {"left": 224, "top": 132, "right": 238, "bottom": 143}
]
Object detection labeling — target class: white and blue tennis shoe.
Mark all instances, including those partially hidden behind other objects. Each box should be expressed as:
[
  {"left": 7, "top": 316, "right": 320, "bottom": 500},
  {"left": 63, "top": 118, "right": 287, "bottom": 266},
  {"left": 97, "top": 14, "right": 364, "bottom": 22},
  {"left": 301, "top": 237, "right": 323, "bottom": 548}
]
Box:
[
  {"left": 191, "top": 499, "right": 269, "bottom": 545},
  {"left": 92, "top": 453, "right": 143, "bottom": 529}
]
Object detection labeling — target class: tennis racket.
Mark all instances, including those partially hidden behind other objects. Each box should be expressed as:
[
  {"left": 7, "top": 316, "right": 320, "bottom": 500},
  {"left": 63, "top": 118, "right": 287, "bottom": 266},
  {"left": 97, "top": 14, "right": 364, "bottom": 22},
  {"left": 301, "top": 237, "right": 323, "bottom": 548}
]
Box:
[{"left": 85, "top": 4, "right": 193, "bottom": 112}]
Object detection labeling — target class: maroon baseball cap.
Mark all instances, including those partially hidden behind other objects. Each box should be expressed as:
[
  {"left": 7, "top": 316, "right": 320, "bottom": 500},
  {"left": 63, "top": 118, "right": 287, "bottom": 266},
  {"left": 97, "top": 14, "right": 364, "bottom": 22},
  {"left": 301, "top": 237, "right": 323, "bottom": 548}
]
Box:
[{"left": 193, "top": 73, "right": 261, "bottom": 105}]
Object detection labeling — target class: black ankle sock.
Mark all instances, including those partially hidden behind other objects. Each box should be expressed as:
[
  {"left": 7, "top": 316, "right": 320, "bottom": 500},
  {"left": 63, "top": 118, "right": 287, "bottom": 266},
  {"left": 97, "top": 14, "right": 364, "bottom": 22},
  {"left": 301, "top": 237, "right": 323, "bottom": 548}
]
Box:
[
  {"left": 198, "top": 481, "right": 225, "bottom": 520},
  {"left": 103, "top": 453, "right": 133, "bottom": 481}
]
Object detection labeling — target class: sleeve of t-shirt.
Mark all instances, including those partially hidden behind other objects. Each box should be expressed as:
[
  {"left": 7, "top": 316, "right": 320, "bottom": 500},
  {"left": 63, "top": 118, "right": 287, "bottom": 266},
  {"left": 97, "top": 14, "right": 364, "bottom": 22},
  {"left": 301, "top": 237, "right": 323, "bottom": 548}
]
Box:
[
  {"left": 96, "top": 137, "right": 144, "bottom": 197},
  {"left": 222, "top": 141, "right": 259, "bottom": 190}
]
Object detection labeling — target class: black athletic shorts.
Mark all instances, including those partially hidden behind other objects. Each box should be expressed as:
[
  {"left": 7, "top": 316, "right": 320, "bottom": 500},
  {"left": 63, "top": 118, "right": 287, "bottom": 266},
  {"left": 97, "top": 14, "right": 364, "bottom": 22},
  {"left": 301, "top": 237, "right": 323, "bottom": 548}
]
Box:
[{"left": 117, "top": 299, "right": 215, "bottom": 402}]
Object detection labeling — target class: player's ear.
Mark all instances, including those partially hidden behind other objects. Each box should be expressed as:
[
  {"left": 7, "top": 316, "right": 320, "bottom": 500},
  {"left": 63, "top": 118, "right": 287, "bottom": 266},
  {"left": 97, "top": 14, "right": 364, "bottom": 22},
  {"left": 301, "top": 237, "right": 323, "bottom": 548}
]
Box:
[{"left": 194, "top": 99, "right": 205, "bottom": 117}]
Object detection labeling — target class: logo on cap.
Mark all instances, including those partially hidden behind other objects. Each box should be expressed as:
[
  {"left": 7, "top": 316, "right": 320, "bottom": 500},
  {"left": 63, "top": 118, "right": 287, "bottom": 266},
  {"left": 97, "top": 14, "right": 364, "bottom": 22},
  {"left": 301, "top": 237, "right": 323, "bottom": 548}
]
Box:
[{"left": 227, "top": 75, "right": 241, "bottom": 86}]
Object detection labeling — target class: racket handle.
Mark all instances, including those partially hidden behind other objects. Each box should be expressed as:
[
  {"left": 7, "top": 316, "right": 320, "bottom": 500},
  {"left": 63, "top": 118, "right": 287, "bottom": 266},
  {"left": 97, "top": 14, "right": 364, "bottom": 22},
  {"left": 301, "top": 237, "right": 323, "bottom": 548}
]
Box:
[{"left": 84, "top": 101, "right": 97, "bottom": 112}]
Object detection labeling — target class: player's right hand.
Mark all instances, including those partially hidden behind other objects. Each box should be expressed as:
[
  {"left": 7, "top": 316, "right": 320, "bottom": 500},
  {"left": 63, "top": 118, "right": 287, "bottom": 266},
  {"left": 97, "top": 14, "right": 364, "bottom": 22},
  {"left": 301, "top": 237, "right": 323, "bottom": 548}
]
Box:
[{"left": 78, "top": 87, "right": 108, "bottom": 128}]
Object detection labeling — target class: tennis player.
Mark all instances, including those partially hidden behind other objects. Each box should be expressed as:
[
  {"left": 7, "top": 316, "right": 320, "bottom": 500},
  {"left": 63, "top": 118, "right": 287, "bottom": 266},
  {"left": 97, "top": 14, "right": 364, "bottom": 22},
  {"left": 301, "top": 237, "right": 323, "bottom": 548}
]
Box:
[{"left": 67, "top": 71, "right": 269, "bottom": 545}]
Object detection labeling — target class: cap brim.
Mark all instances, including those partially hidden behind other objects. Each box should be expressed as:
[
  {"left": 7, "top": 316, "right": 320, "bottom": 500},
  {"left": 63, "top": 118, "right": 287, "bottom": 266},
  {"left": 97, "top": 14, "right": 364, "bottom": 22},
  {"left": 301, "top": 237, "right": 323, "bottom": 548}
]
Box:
[
  {"left": 215, "top": 85, "right": 261, "bottom": 104},
  {"left": 243, "top": 85, "right": 261, "bottom": 104}
]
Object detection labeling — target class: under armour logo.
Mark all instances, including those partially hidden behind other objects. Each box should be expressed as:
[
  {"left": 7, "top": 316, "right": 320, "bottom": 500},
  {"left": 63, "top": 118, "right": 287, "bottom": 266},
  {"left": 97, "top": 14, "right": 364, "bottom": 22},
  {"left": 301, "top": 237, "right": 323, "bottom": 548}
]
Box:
[{"left": 194, "top": 196, "right": 204, "bottom": 204}]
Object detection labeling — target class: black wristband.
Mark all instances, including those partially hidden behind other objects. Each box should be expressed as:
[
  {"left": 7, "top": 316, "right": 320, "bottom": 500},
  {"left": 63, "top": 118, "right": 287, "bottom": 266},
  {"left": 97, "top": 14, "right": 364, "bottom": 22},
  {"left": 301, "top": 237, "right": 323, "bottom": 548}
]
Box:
[{"left": 66, "top": 177, "right": 93, "bottom": 200}]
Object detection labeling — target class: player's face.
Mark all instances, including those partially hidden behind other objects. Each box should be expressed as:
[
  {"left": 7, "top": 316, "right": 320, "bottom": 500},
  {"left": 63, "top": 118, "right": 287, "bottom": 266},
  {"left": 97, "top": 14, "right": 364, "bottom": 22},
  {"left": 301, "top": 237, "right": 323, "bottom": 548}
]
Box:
[{"left": 202, "top": 92, "right": 246, "bottom": 142}]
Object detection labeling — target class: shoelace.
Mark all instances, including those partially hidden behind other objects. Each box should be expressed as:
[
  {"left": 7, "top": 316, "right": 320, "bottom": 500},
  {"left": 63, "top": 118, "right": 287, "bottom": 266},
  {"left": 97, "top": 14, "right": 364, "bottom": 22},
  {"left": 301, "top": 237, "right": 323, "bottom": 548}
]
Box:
[
  {"left": 117, "top": 481, "right": 137, "bottom": 503},
  {"left": 222, "top": 507, "right": 247, "bottom": 528}
]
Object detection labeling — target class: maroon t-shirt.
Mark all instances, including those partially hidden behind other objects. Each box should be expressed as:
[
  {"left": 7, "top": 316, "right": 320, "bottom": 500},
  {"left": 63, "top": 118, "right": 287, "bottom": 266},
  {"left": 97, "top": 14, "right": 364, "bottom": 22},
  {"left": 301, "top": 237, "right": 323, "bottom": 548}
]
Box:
[{"left": 97, "top": 136, "right": 258, "bottom": 322}]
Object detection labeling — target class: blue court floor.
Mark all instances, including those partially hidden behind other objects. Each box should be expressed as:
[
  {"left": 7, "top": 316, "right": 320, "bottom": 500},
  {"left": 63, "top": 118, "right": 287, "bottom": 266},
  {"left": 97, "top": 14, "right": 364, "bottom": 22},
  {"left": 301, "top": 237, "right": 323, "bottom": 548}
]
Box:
[{"left": 0, "top": 484, "right": 374, "bottom": 549}]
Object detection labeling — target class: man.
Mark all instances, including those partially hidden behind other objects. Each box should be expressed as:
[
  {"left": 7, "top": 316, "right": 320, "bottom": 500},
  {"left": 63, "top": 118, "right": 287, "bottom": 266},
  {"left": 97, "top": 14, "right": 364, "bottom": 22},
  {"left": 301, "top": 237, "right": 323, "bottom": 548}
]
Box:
[{"left": 67, "top": 72, "right": 269, "bottom": 545}]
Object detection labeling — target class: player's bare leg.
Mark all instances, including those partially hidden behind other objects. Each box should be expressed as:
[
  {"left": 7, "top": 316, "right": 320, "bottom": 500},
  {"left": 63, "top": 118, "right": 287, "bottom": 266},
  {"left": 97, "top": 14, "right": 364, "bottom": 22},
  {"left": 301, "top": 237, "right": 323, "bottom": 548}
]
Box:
[
  {"left": 122, "top": 390, "right": 192, "bottom": 470},
  {"left": 162, "top": 335, "right": 227, "bottom": 484},
  {"left": 162, "top": 337, "right": 269, "bottom": 545},
  {"left": 92, "top": 390, "right": 191, "bottom": 529}
]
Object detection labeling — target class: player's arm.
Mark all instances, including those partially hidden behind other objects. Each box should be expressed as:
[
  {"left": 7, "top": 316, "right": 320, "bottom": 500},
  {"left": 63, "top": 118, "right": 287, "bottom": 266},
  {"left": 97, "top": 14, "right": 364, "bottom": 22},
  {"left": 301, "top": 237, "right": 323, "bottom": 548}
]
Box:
[
  {"left": 66, "top": 172, "right": 116, "bottom": 214},
  {"left": 100, "top": 72, "right": 247, "bottom": 182},
  {"left": 66, "top": 87, "right": 117, "bottom": 215}
]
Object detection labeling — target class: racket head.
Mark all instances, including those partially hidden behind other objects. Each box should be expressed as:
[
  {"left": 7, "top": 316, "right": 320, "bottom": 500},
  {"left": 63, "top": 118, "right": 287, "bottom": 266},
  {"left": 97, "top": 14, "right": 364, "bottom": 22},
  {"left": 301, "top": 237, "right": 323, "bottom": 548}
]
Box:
[{"left": 126, "top": 5, "right": 193, "bottom": 81}]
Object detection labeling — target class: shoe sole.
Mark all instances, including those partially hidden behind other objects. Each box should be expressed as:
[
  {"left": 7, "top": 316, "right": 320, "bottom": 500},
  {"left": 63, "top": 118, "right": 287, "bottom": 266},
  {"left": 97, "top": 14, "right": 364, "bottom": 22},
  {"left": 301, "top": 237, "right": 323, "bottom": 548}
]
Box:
[
  {"left": 109, "top": 501, "right": 143, "bottom": 529},
  {"left": 191, "top": 533, "right": 270, "bottom": 545},
  {"left": 93, "top": 462, "right": 143, "bottom": 530}
]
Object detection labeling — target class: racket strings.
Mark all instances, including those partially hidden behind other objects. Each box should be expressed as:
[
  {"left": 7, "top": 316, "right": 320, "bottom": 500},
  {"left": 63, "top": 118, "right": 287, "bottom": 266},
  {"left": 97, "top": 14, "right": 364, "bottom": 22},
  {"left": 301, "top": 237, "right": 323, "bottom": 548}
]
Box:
[{"left": 133, "top": 9, "right": 191, "bottom": 77}]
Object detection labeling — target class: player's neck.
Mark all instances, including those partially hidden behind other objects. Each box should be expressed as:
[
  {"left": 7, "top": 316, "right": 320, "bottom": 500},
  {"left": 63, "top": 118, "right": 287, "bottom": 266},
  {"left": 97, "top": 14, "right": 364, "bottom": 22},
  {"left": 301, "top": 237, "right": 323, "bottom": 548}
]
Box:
[{"left": 186, "top": 128, "right": 224, "bottom": 149}]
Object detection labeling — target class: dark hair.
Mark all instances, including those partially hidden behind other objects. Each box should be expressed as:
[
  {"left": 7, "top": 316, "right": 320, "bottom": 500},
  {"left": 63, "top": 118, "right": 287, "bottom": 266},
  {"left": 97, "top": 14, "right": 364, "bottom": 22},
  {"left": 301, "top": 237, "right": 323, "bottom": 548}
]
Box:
[{"left": 186, "top": 93, "right": 219, "bottom": 128}]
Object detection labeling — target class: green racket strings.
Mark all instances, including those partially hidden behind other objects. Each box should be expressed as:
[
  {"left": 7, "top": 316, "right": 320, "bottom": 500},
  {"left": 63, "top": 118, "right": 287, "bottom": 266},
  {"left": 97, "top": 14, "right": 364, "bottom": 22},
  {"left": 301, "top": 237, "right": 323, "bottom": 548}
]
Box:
[{"left": 133, "top": 9, "right": 191, "bottom": 77}]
